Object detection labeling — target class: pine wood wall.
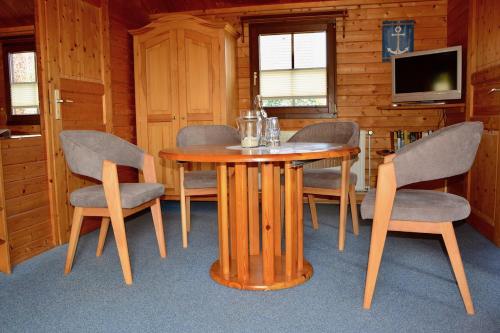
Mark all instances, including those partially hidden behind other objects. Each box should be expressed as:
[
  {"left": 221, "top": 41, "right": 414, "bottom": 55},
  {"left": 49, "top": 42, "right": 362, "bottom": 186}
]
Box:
[
  {"left": 108, "top": 12, "right": 147, "bottom": 182},
  {"left": 181, "top": 0, "right": 448, "bottom": 186}
]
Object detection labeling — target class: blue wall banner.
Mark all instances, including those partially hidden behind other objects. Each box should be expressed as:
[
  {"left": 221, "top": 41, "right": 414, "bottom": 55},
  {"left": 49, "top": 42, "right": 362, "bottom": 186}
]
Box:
[{"left": 382, "top": 20, "right": 414, "bottom": 62}]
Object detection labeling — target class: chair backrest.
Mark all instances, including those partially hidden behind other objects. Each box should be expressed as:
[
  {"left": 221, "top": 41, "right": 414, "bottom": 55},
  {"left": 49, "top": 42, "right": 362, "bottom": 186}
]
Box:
[
  {"left": 287, "top": 121, "right": 360, "bottom": 146},
  {"left": 393, "top": 121, "right": 483, "bottom": 188},
  {"left": 60, "top": 130, "right": 145, "bottom": 181},
  {"left": 176, "top": 125, "right": 240, "bottom": 147}
]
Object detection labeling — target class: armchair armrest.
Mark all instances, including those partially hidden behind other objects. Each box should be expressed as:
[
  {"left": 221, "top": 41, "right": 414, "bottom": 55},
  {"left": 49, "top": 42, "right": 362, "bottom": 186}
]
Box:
[
  {"left": 142, "top": 153, "right": 157, "bottom": 183},
  {"left": 383, "top": 153, "right": 396, "bottom": 164}
]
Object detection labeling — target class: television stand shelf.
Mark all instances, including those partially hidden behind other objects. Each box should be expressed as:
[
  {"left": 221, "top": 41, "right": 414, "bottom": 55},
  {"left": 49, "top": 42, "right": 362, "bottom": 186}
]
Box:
[{"left": 377, "top": 103, "right": 465, "bottom": 111}]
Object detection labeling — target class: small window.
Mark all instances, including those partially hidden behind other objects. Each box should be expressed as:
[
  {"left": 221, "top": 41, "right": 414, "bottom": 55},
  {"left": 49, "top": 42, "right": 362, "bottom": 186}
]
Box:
[
  {"left": 250, "top": 22, "right": 337, "bottom": 118},
  {"left": 259, "top": 32, "right": 327, "bottom": 108},
  {"left": 3, "top": 41, "right": 40, "bottom": 125}
]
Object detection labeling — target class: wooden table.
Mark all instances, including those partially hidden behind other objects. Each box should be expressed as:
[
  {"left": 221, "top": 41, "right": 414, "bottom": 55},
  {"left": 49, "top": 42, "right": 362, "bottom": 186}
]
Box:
[{"left": 160, "top": 143, "right": 359, "bottom": 290}]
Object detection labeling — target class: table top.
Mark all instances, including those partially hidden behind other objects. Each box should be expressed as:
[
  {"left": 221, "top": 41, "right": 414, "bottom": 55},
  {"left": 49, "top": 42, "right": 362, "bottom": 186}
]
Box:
[{"left": 159, "top": 142, "right": 360, "bottom": 163}]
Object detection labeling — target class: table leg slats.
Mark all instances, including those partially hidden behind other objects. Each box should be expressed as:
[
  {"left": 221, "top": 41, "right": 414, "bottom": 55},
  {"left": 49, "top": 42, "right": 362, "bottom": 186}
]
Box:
[{"left": 210, "top": 161, "right": 312, "bottom": 290}]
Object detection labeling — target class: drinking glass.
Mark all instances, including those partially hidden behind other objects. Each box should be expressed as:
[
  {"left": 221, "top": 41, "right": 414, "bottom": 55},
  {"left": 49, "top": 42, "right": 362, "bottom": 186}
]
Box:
[{"left": 265, "top": 117, "right": 280, "bottom": 147}]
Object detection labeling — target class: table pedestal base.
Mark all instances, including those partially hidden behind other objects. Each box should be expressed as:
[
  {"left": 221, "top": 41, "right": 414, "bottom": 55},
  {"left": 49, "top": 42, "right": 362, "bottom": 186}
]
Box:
[{"left": 210, "top": 256, "right": 313, "bottom": 291}]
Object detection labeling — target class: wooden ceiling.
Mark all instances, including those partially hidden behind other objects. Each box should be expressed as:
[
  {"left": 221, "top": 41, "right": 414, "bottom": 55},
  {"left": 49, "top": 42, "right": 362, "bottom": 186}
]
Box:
[
  {"left": 137, "top": 0, "right": 323, "bottom": 14},
  {"left": 0, "top": 0, "right": 35, "bottom": 28},
  {"left": 0, "top": 0, "right": 322, "bottom": 29}
]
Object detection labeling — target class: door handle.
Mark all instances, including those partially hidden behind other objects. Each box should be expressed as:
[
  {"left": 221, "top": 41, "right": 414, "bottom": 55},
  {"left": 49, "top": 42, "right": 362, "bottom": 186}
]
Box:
[
  {"left": 487, "top": 88, "right": 500, "bottom": 94},
  {"left": 54, "top": 89, "right": 62, "bottom": 120},
  {"left": 56, "top": 98, "right": 74, "bottom": 103}
]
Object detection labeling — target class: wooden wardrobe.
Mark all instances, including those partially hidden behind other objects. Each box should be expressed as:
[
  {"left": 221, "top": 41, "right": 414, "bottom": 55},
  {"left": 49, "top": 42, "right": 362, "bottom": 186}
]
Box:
[{"left": 131, "top": 14, "right": 239, "bottom": 195}]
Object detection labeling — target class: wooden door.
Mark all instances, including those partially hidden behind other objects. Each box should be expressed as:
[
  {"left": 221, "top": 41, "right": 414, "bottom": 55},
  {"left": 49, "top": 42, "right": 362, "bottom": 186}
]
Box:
[
  {"left": 134, "top": 30, "right": 180, "bottom": 195},
  {"left": 466, "top": 0, "right": 500, "bottom": 246},
  {"left": 176, "top": 26, "right": 222, "bottom": 175},
  {"left": 36, "top": 0, "right": 113, "bottom": 243},
  {"left": 177, "top": 26, "right": 222, "bottom": 128}
]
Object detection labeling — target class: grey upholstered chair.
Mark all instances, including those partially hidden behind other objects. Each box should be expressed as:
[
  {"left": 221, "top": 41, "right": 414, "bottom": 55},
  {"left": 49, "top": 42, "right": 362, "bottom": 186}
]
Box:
[
  {"left": 176, "top": 125, "right": 240, "bottom": 248},
  {"left": 361, "top": 121, "right": 483, "bottom": 315},
  {"left": 288, "top": 121, "right": 360, "bottom": 250},
  {"left": 60, "top": 130, "right": 167, "bottom": 285}
]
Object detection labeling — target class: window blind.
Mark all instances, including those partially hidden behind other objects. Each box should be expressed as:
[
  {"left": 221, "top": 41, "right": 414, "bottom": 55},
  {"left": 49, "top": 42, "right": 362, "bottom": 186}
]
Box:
[
  {"left": 258, "top": 32, "right": 327, "bottom": 106},
  {"left": 8, "top": 51, "right": 39, "bottom": 115}
]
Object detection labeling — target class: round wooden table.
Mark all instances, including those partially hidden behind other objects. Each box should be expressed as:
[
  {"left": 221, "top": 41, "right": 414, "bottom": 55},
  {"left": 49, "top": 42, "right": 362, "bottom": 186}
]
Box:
[{"left": 160, "top": 143, "right": 359, "bottom": 290}]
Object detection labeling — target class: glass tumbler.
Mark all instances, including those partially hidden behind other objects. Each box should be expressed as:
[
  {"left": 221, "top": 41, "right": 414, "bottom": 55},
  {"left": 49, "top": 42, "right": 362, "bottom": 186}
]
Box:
[{"left": 265, "top": 117, "right": 280, "bottom": 147}]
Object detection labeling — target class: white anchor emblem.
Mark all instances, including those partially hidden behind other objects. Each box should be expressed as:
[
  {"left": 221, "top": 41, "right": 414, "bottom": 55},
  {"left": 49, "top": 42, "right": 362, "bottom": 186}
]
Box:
[{"left": 387, "top": 25, "right": 410, "bottom": 55}]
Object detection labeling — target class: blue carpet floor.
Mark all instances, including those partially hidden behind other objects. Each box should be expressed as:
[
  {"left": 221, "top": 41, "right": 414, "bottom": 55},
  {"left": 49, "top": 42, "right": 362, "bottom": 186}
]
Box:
[{"left": 0, "top": 201, "right": 499, "bottom": 332}]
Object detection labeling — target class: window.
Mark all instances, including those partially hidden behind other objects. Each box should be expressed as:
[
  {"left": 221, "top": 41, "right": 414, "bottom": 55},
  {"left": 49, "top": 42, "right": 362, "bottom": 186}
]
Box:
[
  {"left": 250, "top": 22, "right": 337, "bottom": 118},
  {"left": 3, "top": 41, "right": 40, "bottom": 125}
]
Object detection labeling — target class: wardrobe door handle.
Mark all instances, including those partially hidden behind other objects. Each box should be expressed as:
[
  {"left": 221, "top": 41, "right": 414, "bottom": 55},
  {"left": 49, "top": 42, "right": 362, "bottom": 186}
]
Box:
[{"left": 487, "top": 88, "right": 500, "bottom": 94}]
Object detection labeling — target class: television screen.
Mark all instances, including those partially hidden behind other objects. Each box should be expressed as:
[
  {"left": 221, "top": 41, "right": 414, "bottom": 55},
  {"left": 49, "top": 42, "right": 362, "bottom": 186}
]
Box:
[{"left": 392, "top": 46, "right": 462, "bottom": 103}]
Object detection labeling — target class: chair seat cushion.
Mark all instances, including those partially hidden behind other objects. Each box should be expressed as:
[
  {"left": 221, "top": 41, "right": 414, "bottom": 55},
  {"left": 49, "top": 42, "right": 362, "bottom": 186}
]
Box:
[
  {"left": 70, "top": 183, "right": 164, "bottom": 209},
  {"left": 360, "top": 189, "right": 471, "bottom": 222},
  {"left": 303, "top": 168, "right": 357, "bottom": 189},
  {"left": 184, "top": 170, "right": 217, "bottom": 189}
]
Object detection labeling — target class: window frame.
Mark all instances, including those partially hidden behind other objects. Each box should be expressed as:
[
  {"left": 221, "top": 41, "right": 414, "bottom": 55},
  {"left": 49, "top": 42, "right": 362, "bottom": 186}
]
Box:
[
  {"left": 2, "top": 39, "right": 40, "bottom": 125},
  {"left": 249, "top": 21, "right": 337, "bottom": 119}
]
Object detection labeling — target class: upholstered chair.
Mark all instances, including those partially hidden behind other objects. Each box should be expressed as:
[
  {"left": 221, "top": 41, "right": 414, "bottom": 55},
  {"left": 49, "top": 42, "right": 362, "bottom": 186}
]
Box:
[
  {"left": 288, "top": 121, "right": 360, "bottom": 250},
  {"left": 176, "top": 125, "right": 240, "bottom": 248},
  {"left": 361, "top": 121, "right": 483, "bottom": 315},
  {"left": 60, "top": 130, "right": 167, "bottom": 285}
]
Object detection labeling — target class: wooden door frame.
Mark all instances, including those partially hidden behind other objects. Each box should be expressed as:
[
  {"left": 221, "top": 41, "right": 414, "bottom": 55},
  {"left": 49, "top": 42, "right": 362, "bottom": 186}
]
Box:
[{"left": 35, "top": 0, "right": 114, "bottom": 244}]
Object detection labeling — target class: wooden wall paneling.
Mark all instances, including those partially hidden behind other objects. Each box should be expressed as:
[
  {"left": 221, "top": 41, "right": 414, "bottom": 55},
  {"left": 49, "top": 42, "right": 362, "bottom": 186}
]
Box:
[
  {"left": 466, "top": 0, "right": 500, "bottom": 246},
  {"left": 182, "top": 0, "right": 447, "bottom": 187},
  {"left": 109, "top": 17, "right": 137, "bottom": 147}
]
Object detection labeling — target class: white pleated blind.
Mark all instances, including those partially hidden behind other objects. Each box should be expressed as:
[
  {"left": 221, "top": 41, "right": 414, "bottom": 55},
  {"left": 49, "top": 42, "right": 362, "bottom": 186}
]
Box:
[
  {"left": 8, "top": 51, "right": 40, "bottom": 115},
  {"left": 260, "top": 68, "right": 326, "bottom": 97},
  {"left": 259, "top": 34, "right": 292, "bottom": 70},
  {"left": 259, "top": 32, "right": 327, "bottom": 107},
  {"left": 294, "top": 32, "right": 326, "bottom": 69}
]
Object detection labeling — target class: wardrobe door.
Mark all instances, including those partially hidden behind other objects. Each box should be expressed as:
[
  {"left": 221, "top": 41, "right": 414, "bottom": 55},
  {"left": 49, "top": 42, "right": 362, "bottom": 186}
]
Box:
[
  {"left": 135, "top": 31, "right": 180, "bottom": 194},
  {"left": 177, "top": 27, "right": 222, "bottom": 128}
]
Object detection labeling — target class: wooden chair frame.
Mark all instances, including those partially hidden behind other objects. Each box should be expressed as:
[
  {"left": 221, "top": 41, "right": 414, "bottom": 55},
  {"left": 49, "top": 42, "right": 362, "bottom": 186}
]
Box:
[
  {"left": 64, "top": 154, "right": 167, "bottom": 285},
  {"left": 363, "top": 154, "right": 475, "bottom": 315},
  {"left": 178, "top": 163, "right": 218, "bottom": 248},
  {"left": 304, "top": 157, "right": 359, "bottom": 251}
]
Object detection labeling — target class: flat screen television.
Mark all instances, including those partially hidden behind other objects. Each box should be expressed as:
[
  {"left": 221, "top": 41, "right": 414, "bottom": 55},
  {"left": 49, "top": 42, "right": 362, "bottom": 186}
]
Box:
[{"left": 392, "top": 46, "right": 462, "bottom": 103}]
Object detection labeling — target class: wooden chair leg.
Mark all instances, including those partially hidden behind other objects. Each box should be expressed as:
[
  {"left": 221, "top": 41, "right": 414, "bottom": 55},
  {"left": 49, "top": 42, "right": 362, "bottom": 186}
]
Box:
[
  {"left": 349, "top": 185, "right": 359, "bottom": 236},
  {"left": 109, "top": 213, "right": 132, "bottom": 285},
  {"left": 151, "top": 198, "right": 167, "bottom": 258},
  {"left": 186, "top": 196, "right": 191, "bottom": 233},
  {"left": 363, "top": 216, "right": 390, "bottom": 309},
  {"left": 440, "top": 222, "right": 475, "bottom": 315},
  {"left": 363, "top": 161, "right": 396, "bottom": 310},
  {"left": 64, "top": 207, "right": 84, "bottom": 274},
  {"left": 96, "top": 217, "right": 110, "bottom": 257},
  {"left": 103, "top": 160, "right": 133, "bottom": 284},
  {"left": 338, "top": 157, "right": 351, "bottom": 251},
  {"left": 180, "top": 174, "right": 188, "bottom": 248},
  {"left": 307, "top": 194, "right": 319, "bottom": 230}
]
